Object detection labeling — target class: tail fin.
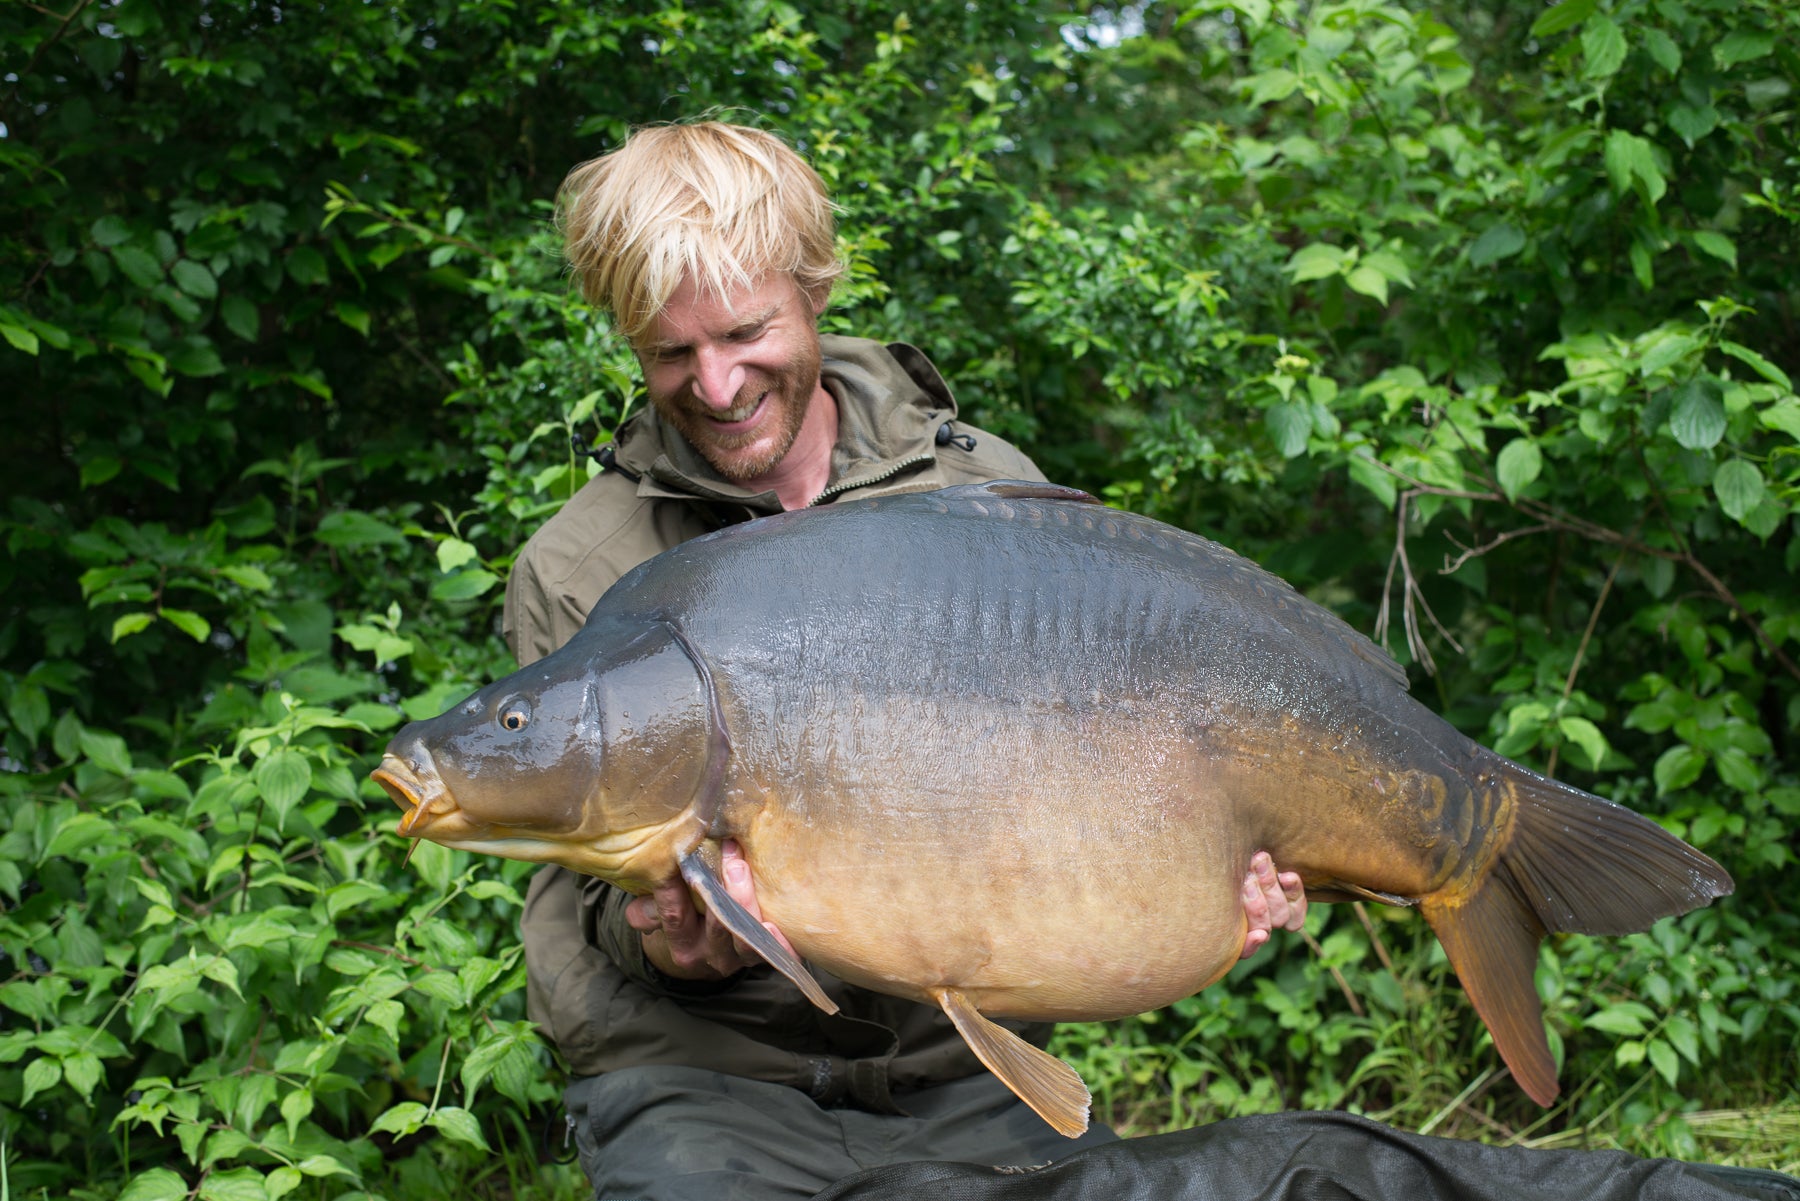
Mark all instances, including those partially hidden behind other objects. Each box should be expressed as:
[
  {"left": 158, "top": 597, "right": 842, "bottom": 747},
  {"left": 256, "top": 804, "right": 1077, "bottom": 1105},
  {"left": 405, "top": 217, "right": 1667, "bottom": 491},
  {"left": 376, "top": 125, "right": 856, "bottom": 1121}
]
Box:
[{"left": 1419, "top": 757, "right": 1733, "bottom": 1106}]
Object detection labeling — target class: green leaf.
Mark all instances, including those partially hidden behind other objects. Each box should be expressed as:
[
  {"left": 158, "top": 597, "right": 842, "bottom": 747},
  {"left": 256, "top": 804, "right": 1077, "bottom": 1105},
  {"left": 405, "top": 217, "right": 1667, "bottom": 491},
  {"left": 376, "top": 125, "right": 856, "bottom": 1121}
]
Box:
[
  {"left": 1580, "top": 16, "right": 1626, "bottom": 79},
  {"left": 21, "top": 1055, "right": 62, "bottom": 1105},
  {"left": 1265, "top": 404, "right": 1311, "bottom": 458},
  {"left": 1468, "top": 223, "right": 1524, "bottom": 267},
  {"left": 1720, "top": 341, "right": 1791, "bottom": 389},
  {"left": 2, "top": 321, "right": 40, "bottom": 354},
  {"left": 1638, "top": 331, "right": 1701, "bottom": 378},
  {"left": 202, "top": 956, "right": 243, "bottom": 999},
  {"left": 91, "top": 216, "right": 132, "bottom": 247},
  {"left": 371, "top": 1101, "right": 429, "bottom": 1137},
  {"left": 1647, "top": 1037, "right": 1680, "bottom": 1087},
  {"left": 316, "top": 510, "right": 406, "bottom": 547},
  {"left": 1667, "top": 103, "right": 1718, "bottom": 147},
  {"left": 266, "top": 1168, "right": 304, "bottom": 1201},
  {"left": 169, "top": 339, "right": 226, "bottom": 377},
  {"left": 44, "top": 812, "right": 115, "bottom": 860},
  {"left": 119, "top": 1168, "right": 192, "bottom": 1201},
  {"left": 1243, "top": 68, "right": 1299, "bottom": 107},
  {"left": 1690, "top": 230, "right": 1736, "bottom": 268},
  {"left": 1344, "top": 266, "right": 1388, "bottom": 305},
  {"left": 1643, "top": 29, "right": 1680, "bottom": 72},
  {"left": 1713, "top": 460, "right": 1764, "bottom": 521},
  {"left": 334, "top": 301, "right": 371, "bottom": 336},
  {"left": 1284, "top": 243, "right": 1348, "bottom": 282},
  {"left": 1585, "top": 1003, "right": 1652, "bottom": 1036},
  {"left": 161, "top": 608, "right": 212, "bottom": 642},
  {"left": 430, "top": 568, "right": 501, "bottom": 602},
  {"left": 1762, "top": 400, "right": 1800, "bottom": 441},
  {"left": 1668, "top": 377, "right": 1726, "bottom": 449},
  {"left": 366, "top": 998, "right": 406, "bottom": 1042},
  {"left": 428, "top": 1106, "right": 491, "bottom": 1150},
  {"left": 81, "top": 455, "right": 123, "bottom": 486},
  {"left": 1714, "top": 29, "right": 1774, "bottom": 69},
  {"left": 171, "top": 259, "right": 218, "bottom": 299},
  {"left": 62, "top": 1050, "right": 104, "bottom": 1101},
  {"left": 1654, "top": 744, "right": 1706, "bottom": 795},
  {"left": 219, "top": 564, "right": 275, "bottom": 591},
  {"left": 1557, "top": 716, "right": 1609, "bottom": 770},
  {"left": 1603, "top": 130, "right": 1665, "bottom": 204},
  {"left": 436, "top": 537, "right": 480, "bottom": 572},
  {"left": 287, "top": 245, "right": 329, "bottom": 286},
  {"left": 220, "top": 294, "right": 260, "bottom": 342},
  {"left": 79, "top": 726, "right": 134, "bottom": 774},
  {"left": 1495, "top": 438, "right": 1542, "bottom": 501},
  {"left": 253, "top": 747, "right": 313, "bottom": 828},
  {"left": 112, "top": 612, "right": 156, "bottom": 642},
  {"left": 1530, "top": 0, "right": 1595, "bottom": 38},
  {"left": 199, "top": 1167, "right": 270, "bottom": 1201},
  {"left": 1713, "top": 746, "right": 1764, "bottom": 793},
  {"left": 111, "top": 245, "right": 165, "bottom": 289},
  {"left": 281, "top": 1086, "right": 314, "bottom": 1140}
]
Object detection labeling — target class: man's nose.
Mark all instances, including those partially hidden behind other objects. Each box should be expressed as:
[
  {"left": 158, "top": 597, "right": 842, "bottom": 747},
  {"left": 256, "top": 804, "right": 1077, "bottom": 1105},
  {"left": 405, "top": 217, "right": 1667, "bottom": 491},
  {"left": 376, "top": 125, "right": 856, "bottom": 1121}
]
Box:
[{"left": 692, "top": 350, "right": 746, "bottom": 411}]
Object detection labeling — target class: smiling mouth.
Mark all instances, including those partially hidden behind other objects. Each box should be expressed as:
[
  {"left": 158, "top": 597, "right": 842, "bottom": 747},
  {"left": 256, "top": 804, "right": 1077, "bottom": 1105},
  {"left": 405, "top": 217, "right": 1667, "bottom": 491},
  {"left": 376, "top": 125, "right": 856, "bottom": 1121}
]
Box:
[{"left": 706, "top": 393, "right": 769, "bottom": 431}]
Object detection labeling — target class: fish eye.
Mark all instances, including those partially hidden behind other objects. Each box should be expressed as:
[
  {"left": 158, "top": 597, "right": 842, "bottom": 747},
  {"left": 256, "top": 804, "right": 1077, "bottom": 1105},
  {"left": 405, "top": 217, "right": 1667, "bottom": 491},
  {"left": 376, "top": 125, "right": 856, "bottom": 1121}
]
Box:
[{"left": 499, "top": 699, "right": 532, "bottom": 732}]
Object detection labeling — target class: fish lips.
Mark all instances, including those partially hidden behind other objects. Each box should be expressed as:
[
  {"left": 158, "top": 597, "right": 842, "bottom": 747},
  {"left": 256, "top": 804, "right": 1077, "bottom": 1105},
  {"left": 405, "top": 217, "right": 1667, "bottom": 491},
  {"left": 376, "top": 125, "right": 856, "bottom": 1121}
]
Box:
[{"left": 371, "top": 751, "right": 458, "bottom": 838}]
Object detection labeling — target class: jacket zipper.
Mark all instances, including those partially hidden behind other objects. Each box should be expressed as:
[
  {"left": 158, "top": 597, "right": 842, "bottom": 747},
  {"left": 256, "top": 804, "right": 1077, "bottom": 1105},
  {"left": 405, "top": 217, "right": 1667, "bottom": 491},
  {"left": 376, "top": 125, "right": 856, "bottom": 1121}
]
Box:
[{"left": 809, "top": 452, "right": 934, "bottom": 507}]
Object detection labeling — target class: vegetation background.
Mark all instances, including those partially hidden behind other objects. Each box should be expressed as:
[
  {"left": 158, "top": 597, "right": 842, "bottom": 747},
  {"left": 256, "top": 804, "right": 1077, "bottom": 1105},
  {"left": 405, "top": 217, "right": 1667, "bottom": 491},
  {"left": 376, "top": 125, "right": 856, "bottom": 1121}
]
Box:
[{"left": 2, "top": 0, "right": 1796, "bottom": 1197}]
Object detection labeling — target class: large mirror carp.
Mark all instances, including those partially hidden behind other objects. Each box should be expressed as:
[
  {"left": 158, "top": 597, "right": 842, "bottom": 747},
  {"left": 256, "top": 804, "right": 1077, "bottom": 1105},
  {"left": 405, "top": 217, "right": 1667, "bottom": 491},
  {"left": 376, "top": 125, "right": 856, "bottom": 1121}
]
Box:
[{"left": 372, "top": 481, "right": 1731, "bottom": 1136}]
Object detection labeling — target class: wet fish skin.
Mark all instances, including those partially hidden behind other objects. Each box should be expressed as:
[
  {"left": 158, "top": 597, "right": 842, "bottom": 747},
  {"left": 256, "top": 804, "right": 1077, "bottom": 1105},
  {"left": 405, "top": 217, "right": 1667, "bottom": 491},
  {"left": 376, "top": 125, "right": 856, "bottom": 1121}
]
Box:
[{"left": 373, "top": 482, "right": 1733, "bottom": 1136}]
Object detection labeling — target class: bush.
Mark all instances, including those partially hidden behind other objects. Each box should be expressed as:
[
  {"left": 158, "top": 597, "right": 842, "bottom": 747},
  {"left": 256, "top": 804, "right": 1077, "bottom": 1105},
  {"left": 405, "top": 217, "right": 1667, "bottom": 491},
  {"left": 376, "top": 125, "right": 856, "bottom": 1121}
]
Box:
[{"left": 2, "top": 1, "right": 1795, "bottom": 1194}]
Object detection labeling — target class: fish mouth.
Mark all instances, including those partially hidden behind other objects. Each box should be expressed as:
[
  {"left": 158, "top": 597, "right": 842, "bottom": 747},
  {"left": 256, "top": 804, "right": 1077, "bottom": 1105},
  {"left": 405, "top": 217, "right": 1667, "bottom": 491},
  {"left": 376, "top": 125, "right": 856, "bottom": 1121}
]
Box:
[{"left": 371, "top": 752, "right": 459, "bottom": 837}]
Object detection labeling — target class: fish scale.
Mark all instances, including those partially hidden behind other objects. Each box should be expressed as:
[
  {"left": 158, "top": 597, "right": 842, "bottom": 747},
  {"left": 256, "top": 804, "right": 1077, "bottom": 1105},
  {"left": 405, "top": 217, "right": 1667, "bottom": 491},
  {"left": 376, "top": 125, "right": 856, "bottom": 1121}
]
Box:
[{"left": 373, "top": 480, "right": 1733, "bottom": 1138}]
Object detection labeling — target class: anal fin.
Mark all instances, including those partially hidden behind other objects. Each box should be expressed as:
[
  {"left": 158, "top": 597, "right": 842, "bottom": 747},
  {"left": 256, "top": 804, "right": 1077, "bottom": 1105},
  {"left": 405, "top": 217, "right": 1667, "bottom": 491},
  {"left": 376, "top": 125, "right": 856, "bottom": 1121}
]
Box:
[
  {"left": 678, "top": 850, "right": 839, "bottom": 1015},
  {"left": 932, "top": 987, "right": 1090, "bottom": 1138}
]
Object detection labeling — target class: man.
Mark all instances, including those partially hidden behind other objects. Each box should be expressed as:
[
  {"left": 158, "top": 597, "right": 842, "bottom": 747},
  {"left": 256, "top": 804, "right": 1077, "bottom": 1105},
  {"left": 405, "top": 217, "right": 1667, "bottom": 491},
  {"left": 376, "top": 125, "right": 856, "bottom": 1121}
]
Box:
[{"left": 505, "top": 121, "right": 1306, "bottom": 1201}]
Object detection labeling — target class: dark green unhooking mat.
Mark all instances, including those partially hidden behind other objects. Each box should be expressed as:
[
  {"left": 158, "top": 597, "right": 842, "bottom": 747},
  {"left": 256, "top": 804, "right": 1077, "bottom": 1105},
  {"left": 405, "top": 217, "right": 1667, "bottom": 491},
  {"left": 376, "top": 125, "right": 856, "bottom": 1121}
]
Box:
[{"left": 812, "top": 1111, "right": 1800, "bottom": 1201}]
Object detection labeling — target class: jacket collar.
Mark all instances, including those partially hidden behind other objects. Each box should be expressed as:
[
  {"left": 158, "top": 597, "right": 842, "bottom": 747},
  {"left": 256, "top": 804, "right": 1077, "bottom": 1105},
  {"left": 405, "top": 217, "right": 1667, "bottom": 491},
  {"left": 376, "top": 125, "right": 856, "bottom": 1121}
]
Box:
[{"left": 610, "top": 335, "right": 961, "bottom": 516}]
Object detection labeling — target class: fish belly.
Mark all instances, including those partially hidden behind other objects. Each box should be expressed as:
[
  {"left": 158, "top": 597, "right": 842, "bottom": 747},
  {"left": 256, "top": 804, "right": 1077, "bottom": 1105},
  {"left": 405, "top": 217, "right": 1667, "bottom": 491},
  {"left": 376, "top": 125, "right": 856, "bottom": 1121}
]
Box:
[{"left": 737, "top": 728, "right": 1257, "bottom": 1021}]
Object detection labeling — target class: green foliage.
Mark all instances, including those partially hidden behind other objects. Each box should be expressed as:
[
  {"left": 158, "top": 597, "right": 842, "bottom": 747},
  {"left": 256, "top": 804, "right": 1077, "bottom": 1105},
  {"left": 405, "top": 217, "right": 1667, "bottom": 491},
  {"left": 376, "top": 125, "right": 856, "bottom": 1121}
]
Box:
[{"left": 3, "top": 0, "right": 1797, "bottom": 1194}]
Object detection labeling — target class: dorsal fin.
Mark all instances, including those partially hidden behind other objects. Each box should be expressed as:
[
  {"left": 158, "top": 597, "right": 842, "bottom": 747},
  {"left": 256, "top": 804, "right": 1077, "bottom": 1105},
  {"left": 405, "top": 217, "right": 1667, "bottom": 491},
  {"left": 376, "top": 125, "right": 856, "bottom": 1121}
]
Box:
[{"left": 960, "top": 480, "right": 1103, "bottom": 505}]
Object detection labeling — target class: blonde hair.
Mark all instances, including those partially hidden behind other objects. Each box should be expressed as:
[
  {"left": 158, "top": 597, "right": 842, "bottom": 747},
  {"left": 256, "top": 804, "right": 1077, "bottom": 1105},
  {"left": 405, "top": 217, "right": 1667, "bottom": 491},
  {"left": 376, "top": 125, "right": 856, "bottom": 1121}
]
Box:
[{"left": 559, "top": 122, "right": 845, "bottom": 343}]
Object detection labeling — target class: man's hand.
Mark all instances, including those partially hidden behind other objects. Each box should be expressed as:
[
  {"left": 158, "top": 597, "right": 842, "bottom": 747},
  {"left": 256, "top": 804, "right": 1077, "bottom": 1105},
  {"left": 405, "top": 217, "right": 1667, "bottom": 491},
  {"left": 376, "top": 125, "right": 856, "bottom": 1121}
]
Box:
[
  {"left": 1240, "top": 850, "right": 1307, "bottom": 959},
  {"left": 626, "top": 840, "right": 800, "bottom": 982}
]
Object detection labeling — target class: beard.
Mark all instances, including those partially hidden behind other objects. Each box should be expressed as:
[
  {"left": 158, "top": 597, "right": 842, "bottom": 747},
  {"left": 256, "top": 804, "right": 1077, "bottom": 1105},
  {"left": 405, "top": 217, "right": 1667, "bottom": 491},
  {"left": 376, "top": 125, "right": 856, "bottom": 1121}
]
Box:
[{"left": 653, "top": 336, "right": 822, "bottom": 483}]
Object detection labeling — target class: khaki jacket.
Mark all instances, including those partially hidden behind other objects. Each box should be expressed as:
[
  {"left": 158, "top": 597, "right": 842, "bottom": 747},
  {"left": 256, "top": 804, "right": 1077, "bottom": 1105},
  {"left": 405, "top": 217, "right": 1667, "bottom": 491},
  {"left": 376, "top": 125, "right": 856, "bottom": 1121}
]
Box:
[{"left": 508, "top": 336, "right": 1053, "bottom": 1112}]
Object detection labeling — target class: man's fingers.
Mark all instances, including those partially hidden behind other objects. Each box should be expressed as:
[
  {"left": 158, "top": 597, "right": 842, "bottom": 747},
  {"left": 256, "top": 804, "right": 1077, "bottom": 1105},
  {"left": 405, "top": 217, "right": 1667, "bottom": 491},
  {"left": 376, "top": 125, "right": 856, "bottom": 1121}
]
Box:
[
  {"left": 720, "top": 841, "right": 800, "bottom": 962},
  {"left": 1278, "top": 870, "right": 1307, "bottom": 931}
]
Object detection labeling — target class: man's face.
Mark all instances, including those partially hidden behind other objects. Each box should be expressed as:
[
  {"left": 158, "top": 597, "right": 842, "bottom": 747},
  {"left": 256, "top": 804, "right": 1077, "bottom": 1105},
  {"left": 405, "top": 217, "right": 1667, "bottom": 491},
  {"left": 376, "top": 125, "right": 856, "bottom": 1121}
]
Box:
[{"left": 636, "top": 273, "right": 824, "bottom": 483}]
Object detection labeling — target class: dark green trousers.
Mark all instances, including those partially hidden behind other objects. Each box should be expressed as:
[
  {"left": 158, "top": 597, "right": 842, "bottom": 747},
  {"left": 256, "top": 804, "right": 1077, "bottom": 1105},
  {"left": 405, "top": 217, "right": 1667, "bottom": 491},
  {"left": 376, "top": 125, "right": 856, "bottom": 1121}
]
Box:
[
  {"left": 567, "top": 1070, "right": 1800, "bottom": 1201},
  {"left": 816, "top": 1111, "right": 1800, "bottom": 1201},
  {"left": 563, "top": 1066, "right": 1118, "bottom": 1201}
]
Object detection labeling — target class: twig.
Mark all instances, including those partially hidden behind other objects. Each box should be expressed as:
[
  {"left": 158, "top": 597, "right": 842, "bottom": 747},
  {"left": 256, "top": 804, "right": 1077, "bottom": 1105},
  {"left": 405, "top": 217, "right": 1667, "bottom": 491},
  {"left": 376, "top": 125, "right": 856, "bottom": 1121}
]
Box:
[
  {"left": 1374, "top": 489, "right": 1464, "bottom": 674},
  {"left": 1364, "top": 450, "right": 1800, "bottom": 685},
  {"left": 1545, "top": 518, "right": 1641, "bottom": 777},
  {"left": 1441, "top": 523, "right": 1554, "bottom": 574},
  {"left": 1299, "top": 928, "right": 1364, "bottom": 1017},
  {"left": 2, "top": 0, "right": 93, "bottom": 122},
  {"left": 1352, "top": 902, "right": 1394, "bottom": 975}
]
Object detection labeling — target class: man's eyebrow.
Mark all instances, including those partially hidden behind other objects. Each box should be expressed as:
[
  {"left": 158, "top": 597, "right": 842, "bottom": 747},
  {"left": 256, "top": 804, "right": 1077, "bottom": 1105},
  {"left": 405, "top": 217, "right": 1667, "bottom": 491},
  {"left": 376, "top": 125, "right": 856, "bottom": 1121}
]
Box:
[
  {"left": 725, "top": 303, "right": 781, "bottom": 334},
  {"left": 641, "top": 303, "right": 782, "bottom": 355}
]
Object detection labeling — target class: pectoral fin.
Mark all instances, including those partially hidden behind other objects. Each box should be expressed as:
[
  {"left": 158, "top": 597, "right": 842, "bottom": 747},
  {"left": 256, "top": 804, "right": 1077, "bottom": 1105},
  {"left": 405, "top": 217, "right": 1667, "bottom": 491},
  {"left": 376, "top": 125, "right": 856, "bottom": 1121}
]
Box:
[
  {"left": 677, "top": 850, "right": 839, "bottom": 1015},
  {"left": 931, "top": 987, "right": 1091, "bottom": 1138},
  {"left": 1305, "top": 879, "right": 1416, "bottom": 907}
]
